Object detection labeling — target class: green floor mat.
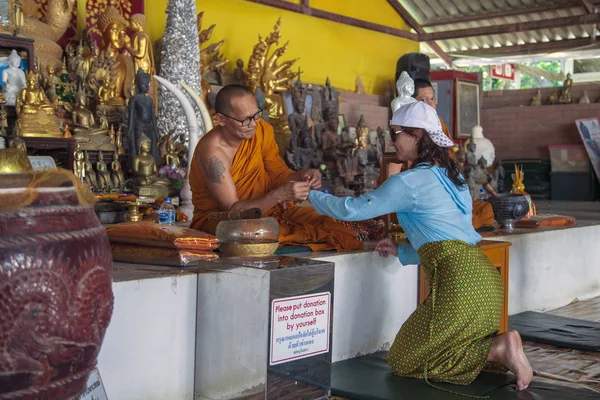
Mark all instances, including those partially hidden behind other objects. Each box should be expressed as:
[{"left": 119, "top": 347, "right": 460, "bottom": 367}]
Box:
[
  {"left": 332, "top": 352, "right": 598, "bottom": 399},
  {"left": 509, "top": 311, "right": 600, "bottom": 352}
]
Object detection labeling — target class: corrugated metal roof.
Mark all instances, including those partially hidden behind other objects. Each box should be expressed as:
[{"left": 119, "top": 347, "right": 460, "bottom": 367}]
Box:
[{"left": 397, "top": 0, "right": 600, "bottom": 64}]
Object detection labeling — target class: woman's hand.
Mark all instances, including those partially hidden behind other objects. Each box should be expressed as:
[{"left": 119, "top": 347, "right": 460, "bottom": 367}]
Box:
[{"left": 375, "top": 237, "right": 398, "bottom": 258}]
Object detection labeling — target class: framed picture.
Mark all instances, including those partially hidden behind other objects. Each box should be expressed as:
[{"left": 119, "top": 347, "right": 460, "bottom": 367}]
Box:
[
  {"left": 576, "top": 118, "right": 600, "bottom": 184},
  {"left": 455, "top": 80, "right": 480, "bottom": 138}
]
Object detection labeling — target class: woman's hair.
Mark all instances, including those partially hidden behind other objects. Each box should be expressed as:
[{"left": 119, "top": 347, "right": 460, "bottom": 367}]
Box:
[{"left": 402, "top": 127, "right": 466, "bottom": 188}]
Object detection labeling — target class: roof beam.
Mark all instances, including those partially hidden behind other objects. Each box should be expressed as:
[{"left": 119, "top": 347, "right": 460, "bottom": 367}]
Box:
[
  {"left": 385, "top": 0, "right": 452, "bottom": 67},
  {"left": 581, "top": 0, "right": 595, "bottom": 13},
  {"left": 450, "top": 37, "right": 599, "bottom": 58},
  {"left": 245, "top": 0, "right": 417, "bottom": 41},
  {"left": 421, "top": 13, "right": 600, "bottom": 41},
  {"left": 421, "top": 1, "right": 583, "bottom": 27}
]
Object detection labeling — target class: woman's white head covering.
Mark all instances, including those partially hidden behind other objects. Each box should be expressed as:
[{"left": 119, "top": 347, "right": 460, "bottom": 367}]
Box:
[{"left": 390, "top": 101, "right": 455, "bottom": 148}]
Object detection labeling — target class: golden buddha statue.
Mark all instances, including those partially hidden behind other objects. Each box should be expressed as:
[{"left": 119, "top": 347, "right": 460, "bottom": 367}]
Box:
[
  {"left": 132, "top": 136, "right": 170, "bottom": 198},
  {"left": 97, "top": 74, "right": 120, "bottom": 106},
  {"left": 15, "top": 71, "right": 62, "bottom": 138},
  {"left": 73, "top": 143, "right": 85, "bottom": 181},
  {"left": 83, "top": 150, "right": 97, "bottom": 189},
  {"left": 111, "top": 152, "right": 125, "bottom": 189},
  {"left": 128, "top": 14, "right": 155, "bottom": 75},
  {"left": 96, "top": 150, "right": 112, "bottom": 192},
  {"left": 71, "top": 89, "right": 114, "bottom": 151},
  {"left": 164, "top": 139, "right": 182, "bottom": 169},
  {"left": 63, "top": 124, "right": 72, "bottom": 138},
  {"left": 97, "top": 5, "right": 134, "bottom": 104},
  {"left": 116, "top": 126, "right": 125, "bottom": 155},
  {"left": 0, "top": 137, "right": 32, "bottom": 174}
]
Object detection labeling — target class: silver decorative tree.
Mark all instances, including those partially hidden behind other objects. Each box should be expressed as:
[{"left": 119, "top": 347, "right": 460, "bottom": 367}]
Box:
[{"left": 157, "top": 0, "right": 204, "bottom": 157}]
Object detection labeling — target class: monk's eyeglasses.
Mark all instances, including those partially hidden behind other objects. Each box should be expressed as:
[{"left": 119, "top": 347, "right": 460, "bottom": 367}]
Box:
[{"left": 220, "top": 108, "right": 263, "bottom": 127}]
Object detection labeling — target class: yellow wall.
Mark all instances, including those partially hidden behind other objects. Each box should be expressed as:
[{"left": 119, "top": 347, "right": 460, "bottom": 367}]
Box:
[{"left": 144, "top": 0, "right": 418, "bottom": 95}]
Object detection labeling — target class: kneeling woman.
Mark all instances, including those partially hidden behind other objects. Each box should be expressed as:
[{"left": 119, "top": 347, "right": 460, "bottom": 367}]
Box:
[{"left": 308, "top": 102, "right": 533, "bottom": 391}]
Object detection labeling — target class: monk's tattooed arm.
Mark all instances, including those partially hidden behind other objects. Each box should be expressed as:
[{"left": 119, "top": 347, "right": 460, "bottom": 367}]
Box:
[{"left": 207, "top": 156, "right": 226, "bottom": 184}]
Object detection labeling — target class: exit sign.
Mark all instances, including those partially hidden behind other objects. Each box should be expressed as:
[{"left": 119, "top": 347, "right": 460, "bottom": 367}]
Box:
[{"left": 491, "top": 64, "right": 515, "bottom": 81}]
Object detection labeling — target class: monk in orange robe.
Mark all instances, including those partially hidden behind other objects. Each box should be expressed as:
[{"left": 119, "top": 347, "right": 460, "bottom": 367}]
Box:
[
  {"left": 413, "top": 78, "right": 494, "bottom": 229},
  {"left": 189, "top": 84, "right": 363, "bottom": 252}
]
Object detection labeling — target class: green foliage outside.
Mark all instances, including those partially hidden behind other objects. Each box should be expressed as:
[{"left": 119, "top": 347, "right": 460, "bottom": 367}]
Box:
[{"left": 437, "top": 61, "right": 562, "bottom": 90}]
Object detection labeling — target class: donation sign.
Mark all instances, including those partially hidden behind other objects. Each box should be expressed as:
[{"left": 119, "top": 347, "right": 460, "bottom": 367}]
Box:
[
  {"left": 270, "top": 292, "right": 331, "bottom": 366},
  {"left": 79, "top": 368, "right": 108, "bottom": 400}
]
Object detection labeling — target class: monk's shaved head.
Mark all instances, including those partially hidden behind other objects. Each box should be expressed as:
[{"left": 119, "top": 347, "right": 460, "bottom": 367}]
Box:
[{"left": 215, "top": 84, "right": 254, "bottom": 114}]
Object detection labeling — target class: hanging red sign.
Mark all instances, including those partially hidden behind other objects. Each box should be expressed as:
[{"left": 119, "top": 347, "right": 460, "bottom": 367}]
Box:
[{"left": 491, "top": 64, "right": 515, "bottom": 81}]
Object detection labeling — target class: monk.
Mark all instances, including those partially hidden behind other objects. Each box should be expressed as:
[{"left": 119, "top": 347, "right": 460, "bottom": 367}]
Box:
[
  {"left": 189, "top": 84, "right": 363, "bottom": 252},
  {"left": 413, "top": 78, "right": 493, "bottom": 229}
]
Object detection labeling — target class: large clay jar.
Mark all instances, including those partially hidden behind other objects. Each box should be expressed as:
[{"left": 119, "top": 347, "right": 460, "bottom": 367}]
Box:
[{"left": 0, "top": 171, "right": 114, "bottom": 399}]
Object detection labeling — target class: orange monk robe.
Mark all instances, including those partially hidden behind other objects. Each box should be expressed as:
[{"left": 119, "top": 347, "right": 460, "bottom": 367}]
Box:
[
  {"left": 439, "top": 116, "right": 494, "bottom": 229},
  {"left": 189, "top": 120, "right": 364, "bottom": 252}
]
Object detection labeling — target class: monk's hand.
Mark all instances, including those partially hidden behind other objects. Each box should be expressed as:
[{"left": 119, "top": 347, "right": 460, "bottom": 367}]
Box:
[
  {"left": 304, "top": 169, "right": 322, "bottom": 190},
  {"left": 281, "top": 180, "right": 311, "bottom": 202},
  {"left": 375, "top": 238, "right": 398, "bottom": 258}
]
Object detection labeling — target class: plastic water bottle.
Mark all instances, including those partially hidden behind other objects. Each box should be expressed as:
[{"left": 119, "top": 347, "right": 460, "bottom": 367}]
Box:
[
  {"left": 159, "top": 198, "right": 176, "bottom": 225},
  {"left": 478, "top": 188, "right": 489, "bottom": 201}
]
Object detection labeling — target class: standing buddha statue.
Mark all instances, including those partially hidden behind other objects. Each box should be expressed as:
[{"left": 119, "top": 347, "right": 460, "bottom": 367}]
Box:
[{"left": 127, "top": 14, "right": 155, "bottom": 75}]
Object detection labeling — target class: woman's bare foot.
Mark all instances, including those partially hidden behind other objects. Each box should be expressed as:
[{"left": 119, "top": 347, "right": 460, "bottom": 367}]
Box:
[{"left": 487, "top": 330, "right": 533, "bottom": 391}]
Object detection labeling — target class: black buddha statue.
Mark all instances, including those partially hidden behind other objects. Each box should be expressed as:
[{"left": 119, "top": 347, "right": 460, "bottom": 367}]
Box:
[{"left": 127, "top": 68, "right": 160, "bottom": 170}]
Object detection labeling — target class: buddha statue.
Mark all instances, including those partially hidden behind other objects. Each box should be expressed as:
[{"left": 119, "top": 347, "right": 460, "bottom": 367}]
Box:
[
  {"left": 164, "top": 139, "right": 182, "bottom": 169},
  {"left": 111, "top": 152, "right": 125, "bottom": 189},
  {"left": 558, "top": 73, "right": 573, "bottom": 104},
  {"left": 286, "top": 74, "right": 321, "bottom": 170},
  {"left": 96, "top": 151, "right": 112, "bottom": 192},
  {"left": 83, "top": 151, "right": 97, "bottom": 189},
  {"left": 97, "top": 5, "right": 134, "bottom": 105},
  {"left": 391, "top": 71, "right": 417, "bottom": 113},
  {"left": 128, "top": 14, "right": 155, "bottom": 75},
  {"left": 43, "top": 64, "right": 59, "bottom": 104},
  {"left": 97, "top": 74, "right": 120, "bottom": 106},
  {"left": 0, "top": 100, "right": 7, "bottom": 136},
  {"left": 73, "top": 143, "right": 85, "bottom": 181},
  {"left": 2, "top": 50, "right": 26, "bottom": 106},
  {"left": 132, "top": 136, "right": 170, "bottom": 197},
  {"left": 109, "top": 125, "right": 116, "bottom": 144},
  {"left": 128, "top": 68, "right": 160, "bottom": 170},
  {"left": 530, "top": 89, "right": 542, "bottom": 106},
  {"left": 15, "top": 71, "right": 62, "bottom": 138},
  {"left": 71, "top": 89, "right": 114, "bottom": 151},
  {"left": 116, "top": 126, "right": 125, "bottom": 155}
]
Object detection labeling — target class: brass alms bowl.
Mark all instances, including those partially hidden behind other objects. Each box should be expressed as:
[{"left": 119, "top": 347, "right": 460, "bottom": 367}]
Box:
[{"left": 218, "top": 242, "right": 279, "bottom": 258}]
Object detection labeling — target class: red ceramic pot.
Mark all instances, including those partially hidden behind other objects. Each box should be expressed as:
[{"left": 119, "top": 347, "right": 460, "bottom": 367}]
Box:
[{"left": 0, "top": 182, "right": 114, "bottom": 399}]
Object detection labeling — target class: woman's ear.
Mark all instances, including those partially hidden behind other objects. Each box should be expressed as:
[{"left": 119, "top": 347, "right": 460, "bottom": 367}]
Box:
[{"left": 415, "top": 128, "right": 425, "bottom": 141}]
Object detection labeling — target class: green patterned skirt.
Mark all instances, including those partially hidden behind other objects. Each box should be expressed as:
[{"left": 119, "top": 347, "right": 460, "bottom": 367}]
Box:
[{"left": 387, "top": 240, "right": 504, "bottom": 385}]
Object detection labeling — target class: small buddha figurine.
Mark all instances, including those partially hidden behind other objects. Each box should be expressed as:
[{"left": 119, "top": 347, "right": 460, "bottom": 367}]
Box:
[
  {"left": 109, "top": 125, "right": 116, "bottom": 144},
  {"left": 116, "top": 126, "right": 125, "bottom": 155},
  {"left": 12, "top": 0, "right": 24, "bottom": 30},
  {"left": 96, "top": 150, "right": 112, "bottom": 192},
  {"left": 0, "top": 101, "right": 7, "bottom": 137},
  {"left": 15, "top": 72, "right": 63, "bottom": 138},
  {"left": 111, "top": 152, "right": 125, "bottom": 189},
  {"left": 164, "top": 138, "right": 182, "bottom": 169},
  {"left": 233, "top": 59, "right": 247, "bottom": 86},
  {"left": 579, "top": 90, "right": 591, "bottom": 104},
  {"left": 73, "top": 143, "right": 85, "bottom": 181},
  {"left": 128, "top": 14, "right": 155, "bottom": 75},
  {"left": 97, "top": 75, "right": 119, "bottom": 106},
  {"left": 286, "top": 73, "right": 320, "bottom": 170},
  {"left": 63, "top": 124, "right": 72, "bottom": 138},
  {"left": 2, "top": 50, "right": 26, "bottom": 106},
  {"left": 128, "top": 68, "right": 160, "bottom": 169},
  {"left": 72, "top": 89, "right": 109, "bottom": 135},
  {"left": 548, "top": 88, "right": 559, "bottom": 105},
  {"left": 71, "top": 42, "right": 89, "bottom": 84},
  {"left": 132, "top": 136, "right": 170, "bottom": 196},
  {"left": 43, "top": 65, "right": 59, "bottom": 104},
  {"left": 391, "top": 71, "right": 417, "bottom": 113},
  {"left": 83, "top": 151, "right": 97, "bottom": 189},
  {"left": 530, "top": 89, "right": 542, "bottom": 106},
  {"left": 559, "top": 73, "right": 573, "bottom": 104}
]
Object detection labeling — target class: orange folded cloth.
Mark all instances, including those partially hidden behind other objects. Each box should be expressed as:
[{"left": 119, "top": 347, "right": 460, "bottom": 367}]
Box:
[
  {"left": 106, "top": 222, "right": 219, "bottom": 250},
  {"left": 189, "top": 119, "right": 363, "bottom": 252},
  {"left": 111, "top": 243, "right": 218, "bottom": 266}
]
